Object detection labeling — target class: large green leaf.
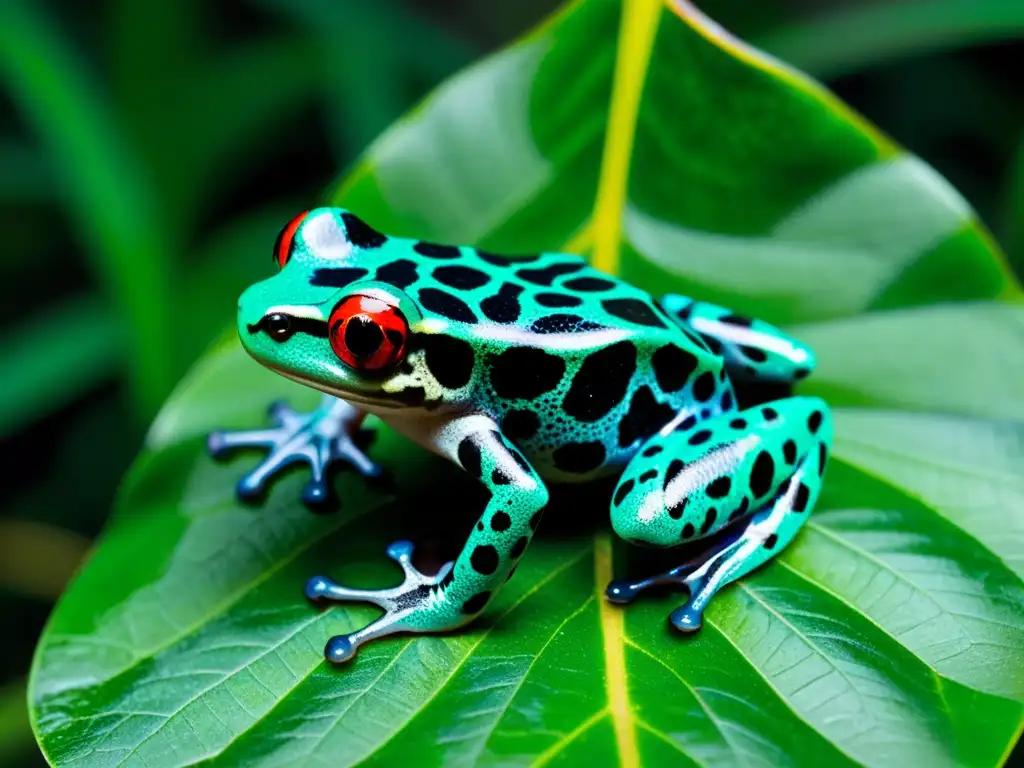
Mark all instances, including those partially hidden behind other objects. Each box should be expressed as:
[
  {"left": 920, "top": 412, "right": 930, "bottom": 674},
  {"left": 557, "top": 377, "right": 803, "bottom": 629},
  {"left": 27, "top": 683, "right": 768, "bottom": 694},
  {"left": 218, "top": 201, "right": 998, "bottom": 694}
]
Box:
[{"left": 29, "top": 1, "right": 1024, "bottom": 766}]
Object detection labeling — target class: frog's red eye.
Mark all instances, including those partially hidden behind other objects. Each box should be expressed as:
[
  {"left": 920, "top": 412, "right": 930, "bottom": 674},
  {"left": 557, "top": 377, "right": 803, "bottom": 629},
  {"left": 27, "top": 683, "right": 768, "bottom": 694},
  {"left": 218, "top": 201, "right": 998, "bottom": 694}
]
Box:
[
  {"left": 274, "top": 210, "right": 309, "bottom": 269},
  {"left": 328, "top": 294, "right": 408, "bottom": 372}
]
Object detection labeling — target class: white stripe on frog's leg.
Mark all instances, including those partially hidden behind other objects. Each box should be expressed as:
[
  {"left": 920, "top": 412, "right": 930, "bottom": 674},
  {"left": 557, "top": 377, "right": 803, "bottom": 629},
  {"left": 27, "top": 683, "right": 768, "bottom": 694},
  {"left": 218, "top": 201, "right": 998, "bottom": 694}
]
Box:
[
  {"left": 309, "top": 413, "right": 550, "bottom": 663},
  {"left": 658, "top": 294, "right": 816, "bottom": 383},
  {"left": 607, "top": 397, "right": 832, "bottom": 631}
]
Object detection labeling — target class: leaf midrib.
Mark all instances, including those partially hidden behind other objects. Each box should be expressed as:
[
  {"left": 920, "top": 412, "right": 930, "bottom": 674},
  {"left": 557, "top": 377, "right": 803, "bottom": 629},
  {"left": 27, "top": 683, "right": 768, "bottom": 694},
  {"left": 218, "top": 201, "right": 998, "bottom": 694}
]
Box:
[
  {"left": 624, "top": 639, "right": 737, "bottom": 767},
  {"left": 468, "top": 596, "right": 595, "bottom": 763},
  {"left": 589, "top": 0, "right": 662, "bottom": 276},
  {"left": 596, "top": 532, "right": 640, "bottom": 768}
]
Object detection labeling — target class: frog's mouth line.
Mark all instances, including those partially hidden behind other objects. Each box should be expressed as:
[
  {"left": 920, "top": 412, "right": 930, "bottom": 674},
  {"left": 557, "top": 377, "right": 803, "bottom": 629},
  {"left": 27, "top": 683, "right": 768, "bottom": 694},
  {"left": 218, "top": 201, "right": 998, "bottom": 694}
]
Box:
[
  {"left": 262, "top": 362, "right": 414, "bottom": 412},
  {"left": 245, "top": 316, "right": 327, "bottom": 338}
]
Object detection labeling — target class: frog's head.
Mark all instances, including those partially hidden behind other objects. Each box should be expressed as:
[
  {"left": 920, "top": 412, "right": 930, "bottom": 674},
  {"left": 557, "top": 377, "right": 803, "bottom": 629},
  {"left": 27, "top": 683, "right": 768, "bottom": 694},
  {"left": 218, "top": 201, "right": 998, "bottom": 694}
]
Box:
[{"left": 237, "top": 207, "right": 430, "bottom": 410}]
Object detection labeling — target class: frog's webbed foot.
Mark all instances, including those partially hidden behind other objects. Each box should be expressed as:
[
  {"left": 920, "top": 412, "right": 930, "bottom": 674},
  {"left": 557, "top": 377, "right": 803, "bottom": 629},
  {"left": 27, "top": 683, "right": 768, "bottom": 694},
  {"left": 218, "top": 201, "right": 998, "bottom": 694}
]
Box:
[
  {"left": 305, "top": 540, "right": 455, "bottom": 663},
  {"left": 605, "top": 557, "right": 723, "bottom": 633},
  {"left": 207, "top": 395, "right": 386, "bottom": 509},
  {"left": 605, "top": 561, "right": 699, "bottom": 606}
]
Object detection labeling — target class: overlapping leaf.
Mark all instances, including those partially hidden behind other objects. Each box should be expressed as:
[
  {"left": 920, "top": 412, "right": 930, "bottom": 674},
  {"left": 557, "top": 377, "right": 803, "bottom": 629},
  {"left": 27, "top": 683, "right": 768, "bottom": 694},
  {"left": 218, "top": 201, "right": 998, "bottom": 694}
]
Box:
[{"left": 30, "top": 1, "right": 1024, "bottom": 766}]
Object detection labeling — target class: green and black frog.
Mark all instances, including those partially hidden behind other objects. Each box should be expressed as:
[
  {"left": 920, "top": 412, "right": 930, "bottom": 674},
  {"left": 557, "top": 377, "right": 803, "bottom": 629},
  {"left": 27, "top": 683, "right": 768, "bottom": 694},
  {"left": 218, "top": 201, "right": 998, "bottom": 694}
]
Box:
[{"left": 209, "top": 208, "right": 832, "bottom": 663}]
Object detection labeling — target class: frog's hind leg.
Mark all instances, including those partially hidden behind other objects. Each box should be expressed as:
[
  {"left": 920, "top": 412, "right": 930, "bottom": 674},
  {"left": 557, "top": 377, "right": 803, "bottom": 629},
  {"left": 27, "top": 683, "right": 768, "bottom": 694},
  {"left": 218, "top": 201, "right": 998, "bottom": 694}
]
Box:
[
  {"left": 208, "top": 395, "right": 385, "bottom": 509},
  {"left": 659, "top": 294, "right": 815, "bottom": 384},
  {"left": 607, "top": 396, "right": 831, "bottom": 632}
]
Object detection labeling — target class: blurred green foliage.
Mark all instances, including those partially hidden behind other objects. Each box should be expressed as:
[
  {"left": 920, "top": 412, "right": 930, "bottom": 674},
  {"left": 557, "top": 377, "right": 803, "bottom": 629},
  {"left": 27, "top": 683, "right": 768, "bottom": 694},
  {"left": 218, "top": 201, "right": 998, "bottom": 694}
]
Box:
[{"left": 0, "top": 0, "right": 1022, "bottom": 764}]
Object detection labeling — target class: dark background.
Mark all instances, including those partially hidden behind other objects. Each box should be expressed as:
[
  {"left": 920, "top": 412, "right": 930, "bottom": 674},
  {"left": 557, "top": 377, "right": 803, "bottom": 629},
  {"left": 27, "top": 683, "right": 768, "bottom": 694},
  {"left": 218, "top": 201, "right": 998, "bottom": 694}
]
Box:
[{"left": 1, "top": 0, "right": 1022, "bottom": 764}]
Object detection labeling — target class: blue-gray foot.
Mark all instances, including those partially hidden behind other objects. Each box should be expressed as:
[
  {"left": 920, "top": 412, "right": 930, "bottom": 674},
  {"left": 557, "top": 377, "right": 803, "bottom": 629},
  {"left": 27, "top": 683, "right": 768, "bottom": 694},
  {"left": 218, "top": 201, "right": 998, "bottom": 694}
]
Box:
[
  {"left": 305, "top": 540, "right": 455, "bottom": 663},
  {"left": 207, "top": 394, "right": 385, "bottom": 509}
]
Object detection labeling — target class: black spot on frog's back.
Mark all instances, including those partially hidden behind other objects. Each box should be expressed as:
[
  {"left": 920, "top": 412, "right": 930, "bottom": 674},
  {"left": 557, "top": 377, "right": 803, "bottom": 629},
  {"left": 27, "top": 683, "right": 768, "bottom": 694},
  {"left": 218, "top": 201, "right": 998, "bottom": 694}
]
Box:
[
  {"left": 529, "top": 314, "right": 605, "bottom": 334},
  {"left": 417, "top": 334, "right": 475, "bottom": 390},
  {"left": 517, "top": 261, "right": 584, "bottom": 286},
  {"left": 309, "top": 267, "right": 368, "bottom": 288},
  {"left": 414, "top": 241, "right": 461, "bottom": 259},
  {"left": 461, "top": 591, "right": 491, "bottom": 614},
  {"left": 602, "top": 298, "right": 667, "bottom": 328},
  {"left": 563, "top": 276, "right": 615, "bottom": 292},
  {"left": 375, "top": 259, "right": 418, "bottom": 289},
  {"left": 618, "top": 386, "right": 676, "bottom": 448},
  {"left": 432, "top": 265, "right": 490, "bottom": 291},
  {"left": 651, "top": 344, "right": 699, "bottom": 393},
  {"left": 476, "top": 250, "right": 540, "bottom": 266},
  {"left": 341, "top": 212, "right": 387, "bottom": 249},
  {"left": 692, "top": 371, "right": 717, "bottom": 402},
  {"left": 480, "top": 283, "right": 523, "bottom": 324},
  {"left": 562, "top": 341, "right": 637, "bottom": 422},
  {"left": 535, "top": 292, "right": 583, "bottom": 308},
  {"left": 418, "top": 288, "right": 478, "bottom": 324},
  {"left": 490, "top": 348, "right": 566, "bottom": 400}
]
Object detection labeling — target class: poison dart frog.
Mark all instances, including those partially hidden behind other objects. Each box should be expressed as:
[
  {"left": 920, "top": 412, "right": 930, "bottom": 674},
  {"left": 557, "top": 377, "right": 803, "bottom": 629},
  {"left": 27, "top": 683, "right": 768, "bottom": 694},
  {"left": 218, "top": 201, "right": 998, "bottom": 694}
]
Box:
[{"left": 208, "top": 208, "right": 832, "bottom": 664}]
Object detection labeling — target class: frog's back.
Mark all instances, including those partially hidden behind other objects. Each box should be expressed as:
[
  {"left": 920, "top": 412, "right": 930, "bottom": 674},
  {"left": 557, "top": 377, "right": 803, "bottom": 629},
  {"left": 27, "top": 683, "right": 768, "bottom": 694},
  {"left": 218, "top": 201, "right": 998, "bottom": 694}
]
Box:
[
  {"left": 374, "top": 242, "right": 722, "bottom": 483},
  {"left": 382, "top": 241, "right": 679, "bottom": 339}
]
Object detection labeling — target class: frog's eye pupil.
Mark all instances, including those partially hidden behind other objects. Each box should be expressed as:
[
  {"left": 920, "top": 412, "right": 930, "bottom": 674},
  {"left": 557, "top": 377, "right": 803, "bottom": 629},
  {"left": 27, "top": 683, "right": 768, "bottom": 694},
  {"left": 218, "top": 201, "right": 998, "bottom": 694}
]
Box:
[
  {"left": 328, "top": 294, "right": 408, "bottom": 373},
  {"left": 344, "top": 316, "right": 383, "bottom": 358},
  {"left": 274, "top": 210, "right": 309, "bottom": 269},
  {"left": 265, "top": 313, "right": 293, "bottom": 340}
]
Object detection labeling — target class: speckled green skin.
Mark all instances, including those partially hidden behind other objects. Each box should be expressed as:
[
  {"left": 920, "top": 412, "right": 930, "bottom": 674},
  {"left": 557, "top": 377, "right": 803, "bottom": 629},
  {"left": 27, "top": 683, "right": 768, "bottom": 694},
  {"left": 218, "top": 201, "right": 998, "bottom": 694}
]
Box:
[{"left": 211, "top": 207, "right": 832, "bottom": 662}]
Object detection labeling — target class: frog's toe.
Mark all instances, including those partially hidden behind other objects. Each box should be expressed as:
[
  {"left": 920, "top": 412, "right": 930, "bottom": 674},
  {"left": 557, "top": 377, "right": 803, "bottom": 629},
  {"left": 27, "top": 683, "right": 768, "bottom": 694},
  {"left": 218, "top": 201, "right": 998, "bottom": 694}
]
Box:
[
  {"left": 605, "top": 579, "right": 643, "bottom": 605},
  {"left": 236, "top": 473, "right": 266, "bottom": 502},
  {"left": 333, "top": 429, "right": 387, "bottom": 483},
  {"left": 235, "top": 446, "right": 302, "bottom": 500},
  {"left": 301, "top": 476, "right": 335, "bottom": 510},
  {"left": 207, "top": 397, "right": 382, "bottom": 508},
  {"left": 207, "top": 427, "right": 276, "bottom": 458},
  {"left": 603, "top": 561, "right": 697, "bottom": 607},
  {"left": 267, "top": 399, "right": 301, "bottom": 429},
  {"left": 325, "top": 635, "right": 358, "bottom": 664},
  {"left": 668, "top": 602, "right": 703, "bottom": 633},
  {"left": 304, "top": 541, "right": 456, "bottom": 664},
  {"left": 606, "top": 570, "right": 707, "bottom": 632},
  {"left": 207, "top": 430, "right": 230, "bottom": 459}
]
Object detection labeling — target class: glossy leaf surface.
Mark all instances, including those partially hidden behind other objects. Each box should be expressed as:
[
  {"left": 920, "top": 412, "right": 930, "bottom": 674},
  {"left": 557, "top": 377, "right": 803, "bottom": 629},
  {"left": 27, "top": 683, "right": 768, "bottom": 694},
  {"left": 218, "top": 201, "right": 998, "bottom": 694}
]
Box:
[{"left": 30, "top": 1, "right": 1024, "bottom": 766}]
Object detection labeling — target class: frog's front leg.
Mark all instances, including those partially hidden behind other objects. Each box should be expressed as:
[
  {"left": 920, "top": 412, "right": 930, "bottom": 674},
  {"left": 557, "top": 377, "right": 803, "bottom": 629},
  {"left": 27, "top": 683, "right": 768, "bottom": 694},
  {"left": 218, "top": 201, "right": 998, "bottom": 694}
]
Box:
[
  {"left": 607, "top": 396, "right": 831, "bottom": 631},
  {"left": 306, "top": 414, "right": 549, "bottom": 663},
  {"left": 207, "top": 394, "right": 385, "bottom": 509}
]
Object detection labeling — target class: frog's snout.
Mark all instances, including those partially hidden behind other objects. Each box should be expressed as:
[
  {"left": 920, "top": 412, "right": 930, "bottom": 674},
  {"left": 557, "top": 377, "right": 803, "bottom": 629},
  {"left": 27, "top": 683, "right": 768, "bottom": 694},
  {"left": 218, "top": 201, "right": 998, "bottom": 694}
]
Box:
[
  {"left": 235, "top": 282, "right": 277, "bottom": 362},
  {"left": 237, "top": 282, "right": 264, "bottom": 331}
]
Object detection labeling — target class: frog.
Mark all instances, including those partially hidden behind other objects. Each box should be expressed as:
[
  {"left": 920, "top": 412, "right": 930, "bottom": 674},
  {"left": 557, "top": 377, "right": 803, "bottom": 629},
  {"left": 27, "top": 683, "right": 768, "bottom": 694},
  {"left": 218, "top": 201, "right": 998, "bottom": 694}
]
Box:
[{"left": 208, "top": 207, "right": 832, "bottom": 664}]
